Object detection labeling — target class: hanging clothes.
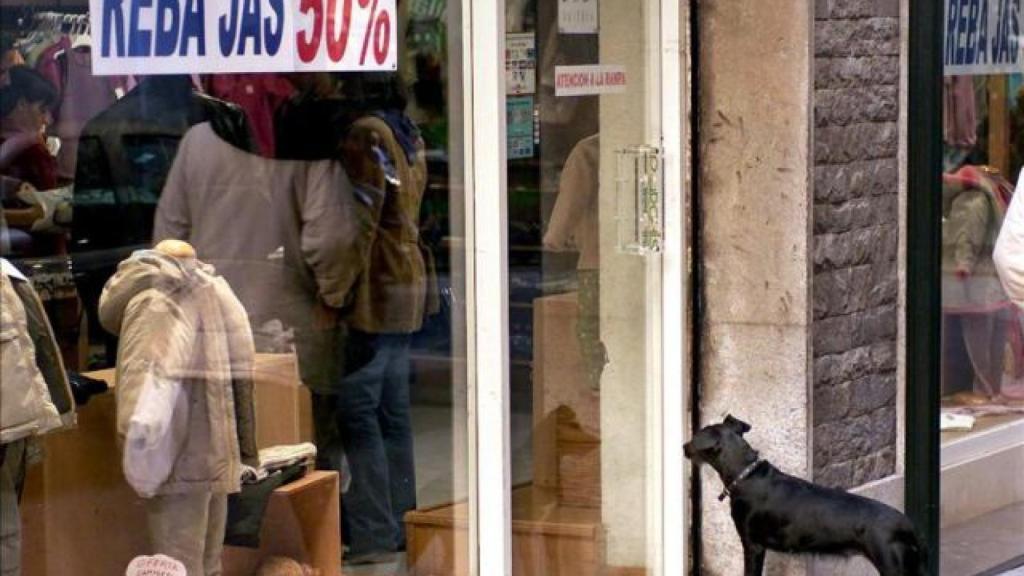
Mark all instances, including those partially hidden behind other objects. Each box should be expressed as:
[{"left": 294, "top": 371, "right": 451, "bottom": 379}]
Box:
[
  {"left": 50, "top": 46, "right": 122, "bottom": 180},
  {"left": 944, "top": 75, "right": 977, "bottom": 149}
]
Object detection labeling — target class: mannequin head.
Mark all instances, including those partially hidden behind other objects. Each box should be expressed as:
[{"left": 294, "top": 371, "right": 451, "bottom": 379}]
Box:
[{"left": 154, "top": 239, "right": 196, "bottom": 259}]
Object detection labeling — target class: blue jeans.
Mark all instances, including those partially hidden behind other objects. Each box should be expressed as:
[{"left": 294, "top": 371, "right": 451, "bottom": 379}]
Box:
[{"left": 327, "top": 332, "right": 416, "bottom": 555}]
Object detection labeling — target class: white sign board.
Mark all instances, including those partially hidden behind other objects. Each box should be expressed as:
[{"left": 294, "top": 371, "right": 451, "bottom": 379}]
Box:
[
  {"left": 554, "top": 65, "right": 627, "bottom": 97},
  {"left": 506, "top": 33, "right": 536, "bottom": 95},
  {"left": 89, "top": 0, "right": 397, "bottom": 75},
  {"left": 559, "top": 0, "right": 598, "bottom": 34},
  {"left": 125, "top": 555, "right": 186, "bottom": 576},
  {"left": 944, "top": 0, "right": 1023, "bottom": 75}
]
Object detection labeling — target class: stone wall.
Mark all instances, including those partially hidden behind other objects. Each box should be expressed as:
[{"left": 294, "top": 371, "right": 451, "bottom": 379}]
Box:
[{"left": 812, "top": 0, "right": 901, "bottom": 489}]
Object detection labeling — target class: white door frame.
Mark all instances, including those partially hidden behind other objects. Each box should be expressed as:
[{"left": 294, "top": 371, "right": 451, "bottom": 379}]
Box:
[{"left": 462, "top": 0, "right": 689, "bottom": 573}]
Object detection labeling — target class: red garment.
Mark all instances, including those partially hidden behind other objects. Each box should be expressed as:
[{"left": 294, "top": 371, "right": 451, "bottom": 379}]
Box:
[
  {"left": 0, "top": 137, "right": 58, "bottom": 190},
  {"left": 205, "top": 74, "right": 294, "bottom": 156},
  {"left": 35, "top": 36, "right": 70, "bottom": 97}
]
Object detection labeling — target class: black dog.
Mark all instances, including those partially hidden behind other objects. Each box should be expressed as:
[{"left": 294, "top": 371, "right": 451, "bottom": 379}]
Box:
[{"left": 684, "top": 415, "right": 925, "bottom": 576}]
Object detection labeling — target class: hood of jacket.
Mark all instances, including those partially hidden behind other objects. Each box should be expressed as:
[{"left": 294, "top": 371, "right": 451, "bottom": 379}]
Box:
[{"left": 99, "top": 249, "right": 215, "bottom": 336}]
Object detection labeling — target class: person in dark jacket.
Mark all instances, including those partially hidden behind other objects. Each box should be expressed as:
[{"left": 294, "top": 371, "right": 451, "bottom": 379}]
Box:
[{"left": 71, "top": 75, "right": 252, "bottom": 361}]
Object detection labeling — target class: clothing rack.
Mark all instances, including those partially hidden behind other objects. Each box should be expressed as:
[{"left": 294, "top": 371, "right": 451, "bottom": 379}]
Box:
[{"left": 31, "top": 11, "right": 89, "bottom": 35}]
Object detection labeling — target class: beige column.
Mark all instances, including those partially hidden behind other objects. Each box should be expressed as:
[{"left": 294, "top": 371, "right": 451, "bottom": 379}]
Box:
[
  {"left": 698, "top": 1, "right": 814, "bottom": 575},
  {"left": 598, "top": 0, "right": 657, "bottom": 569}
]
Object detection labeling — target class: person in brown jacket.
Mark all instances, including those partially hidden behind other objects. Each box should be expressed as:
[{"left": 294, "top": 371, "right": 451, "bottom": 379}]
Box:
[{"left": 286, "top": 72, "right": 433, "bottom": 564}]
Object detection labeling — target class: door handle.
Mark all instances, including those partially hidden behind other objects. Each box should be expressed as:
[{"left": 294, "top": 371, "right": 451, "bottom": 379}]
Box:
[{"left": 616, "top": 145, "right": 663, "bottom": 254}]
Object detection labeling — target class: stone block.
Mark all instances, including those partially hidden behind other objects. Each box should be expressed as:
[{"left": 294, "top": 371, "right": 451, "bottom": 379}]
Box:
[
  {"left": 815, "top": 56, "right": 899, "bottom": 89},
  {"left": 815, "top": 122, "right": 898, "bottom": 164},
  {"left": 849, "top": 373, "right": 896, "bottom": 416},
  {"left": 814, "top": 315, "right": 854, "bottom": 354},
  {"left": 814, "top": 458, "right": 854, "bottom": 488},
  {"left": 815, "top": 18, "right": 899, "bottom": 57},
  {"left": 813, "top": 268, "right": 851, "bottom": 319},
  {"left": 818, "top": 0, "right": 900, "bottom": 19},
  {"left": 814, "top": 382, "right": 852, "bottom": 425},
  {"left": 814, "top": 159, "right": 898, "bottom": 203},
  {"left": 814, "top": 346, "right": 874, "bottom": 387},
  {"left": 814, "top": 86, "right": 898, "bottom": 127}
]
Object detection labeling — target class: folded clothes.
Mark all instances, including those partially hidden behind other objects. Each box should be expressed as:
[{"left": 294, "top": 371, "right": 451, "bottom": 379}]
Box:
[
  {"left": 258, "top": 443, "right": 317, "bottom": 474},
  {"left": 226, "top": 463, "right": 306, "bottom": 548}
]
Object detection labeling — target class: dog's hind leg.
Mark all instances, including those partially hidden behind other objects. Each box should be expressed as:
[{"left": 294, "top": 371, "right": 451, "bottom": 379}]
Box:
[
  {"left": 741, "top": 542, "right": 766, "bottom": 576},
  {"left": 864, "top": 538, "right": 904, "bottom": 576}
]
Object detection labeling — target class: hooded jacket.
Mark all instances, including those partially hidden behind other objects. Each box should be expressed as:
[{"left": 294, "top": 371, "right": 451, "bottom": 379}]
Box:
[
  {"left": 99, "top": 250, "right": 256, "bottom": 496},
  {"left": 1, "top": 259, "right": 75, "bottom": 445}
]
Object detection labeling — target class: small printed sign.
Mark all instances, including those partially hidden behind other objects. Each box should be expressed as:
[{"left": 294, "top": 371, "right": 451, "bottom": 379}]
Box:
[
  {"left": 89, "top": 0, "right": 398, "bottom": 75},
  {"left": 507, "top": 96, "right": 535, "bottom": 159},
  {"left": 506, "top": 33, "right": 536, "bottom": 95},
  {"left": 126, "top": 555, "right": 186, "bottom": 576},
  {"left": 554, "top": 65, "right": 627, "bottom": 97},
  {"left": 559, "top": 0, "right": 599, "bottom": 34}
]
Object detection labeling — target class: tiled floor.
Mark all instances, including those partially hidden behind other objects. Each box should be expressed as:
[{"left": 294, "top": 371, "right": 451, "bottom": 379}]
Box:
[{"left": 941, "top": 502, "right": 1024, "bottom": 576}]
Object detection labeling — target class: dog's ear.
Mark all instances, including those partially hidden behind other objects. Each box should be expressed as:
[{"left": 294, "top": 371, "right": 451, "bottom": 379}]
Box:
[{"left": 723, "top": 414, "right": 752, "bottom": 435}]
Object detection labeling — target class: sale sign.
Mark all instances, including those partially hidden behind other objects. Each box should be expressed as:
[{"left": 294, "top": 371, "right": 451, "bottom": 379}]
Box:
[
  {"left": 89, "top": 0, "right": 397, "bottom": 75},
  {"left": 945, "top": 0, "right": 1022, "bottom": 75}
]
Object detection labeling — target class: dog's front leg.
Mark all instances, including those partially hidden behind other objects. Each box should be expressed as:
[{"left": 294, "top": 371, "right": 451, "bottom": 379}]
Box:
[{"left": 741, "top": 542, "right": 766, "bottom": 576}]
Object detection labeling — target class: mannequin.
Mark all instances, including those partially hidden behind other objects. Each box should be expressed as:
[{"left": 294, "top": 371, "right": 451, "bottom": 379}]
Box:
[
  {"left": 99, "top": 241, "right": 256, "bottom": 576},
  {"left": 544, "top": 134, "right": 606, "bottom": 390}
]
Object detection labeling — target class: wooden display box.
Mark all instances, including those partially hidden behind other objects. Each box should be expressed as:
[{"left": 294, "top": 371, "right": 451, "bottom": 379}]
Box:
[
  {"left": 223, "top": 471, "right": 341, "bottom": 576},
  {"left": 405, "top": 485, "right": 604, "bottom": 576},
  {"left": 20, "top": 354, "right": 324, "bottom": 575},
  {"left": 533, "top": 293, "right": 601, "bottom": 508},
  {"left": 555, "top": 407, "right": 601, "bottom": 509}
]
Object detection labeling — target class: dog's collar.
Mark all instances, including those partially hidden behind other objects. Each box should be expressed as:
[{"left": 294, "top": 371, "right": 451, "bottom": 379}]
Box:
[{"left": 718, "top": 458, "right": 764, "bottom": 501}]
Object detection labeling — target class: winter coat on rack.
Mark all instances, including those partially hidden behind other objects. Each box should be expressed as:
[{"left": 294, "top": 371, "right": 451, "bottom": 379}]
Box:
[
  {"left": 1, "top": 258, "right": 75, "bottom": 445},
  {"left": 98, "top": 250, "right": 256, "bottom": 497}
]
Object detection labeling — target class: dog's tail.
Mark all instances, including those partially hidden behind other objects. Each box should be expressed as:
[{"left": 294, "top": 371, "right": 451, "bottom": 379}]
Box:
[{"left": 895, "top": 528, "right": 928, "bottom": 576}]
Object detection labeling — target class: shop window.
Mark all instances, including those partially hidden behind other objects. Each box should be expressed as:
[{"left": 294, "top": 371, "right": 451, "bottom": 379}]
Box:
[
  {"left": 939, "top": 1, "right": 1024, "bottom": 573},
  {"left": 0, "top": 2, "right": 470, "bottom": 574}
]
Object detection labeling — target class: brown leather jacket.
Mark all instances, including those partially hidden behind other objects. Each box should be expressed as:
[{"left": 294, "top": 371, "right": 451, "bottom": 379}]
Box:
[{"left": 347, "top": 115, "right": 437, "bottom": 334}]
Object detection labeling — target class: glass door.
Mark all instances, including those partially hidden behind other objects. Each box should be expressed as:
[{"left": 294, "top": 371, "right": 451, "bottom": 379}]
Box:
[{"left": 465, "top": 0, "right": 687, "bottom": 573}]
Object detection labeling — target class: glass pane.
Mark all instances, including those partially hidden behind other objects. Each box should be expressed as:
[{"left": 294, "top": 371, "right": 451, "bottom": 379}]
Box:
[
  {"left": 504, "top": 0, "right": 664, "bottom": 573},
  {"left": 0, "top": 2, "right": 468, "bottom": 575},
  {"left": 940, "top": 1, "right": 1024, "bottom": 572}
]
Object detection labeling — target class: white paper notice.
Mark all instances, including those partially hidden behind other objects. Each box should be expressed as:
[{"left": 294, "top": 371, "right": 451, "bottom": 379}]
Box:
[
  {"left": 554, "top": 65, "right": 627, "bottom": 97},
  {"left": 506, "top": 33, "right": 537, "bottom": 95},
  {"left": 559, "top": 0, "right": 599, "bottom": 34}
]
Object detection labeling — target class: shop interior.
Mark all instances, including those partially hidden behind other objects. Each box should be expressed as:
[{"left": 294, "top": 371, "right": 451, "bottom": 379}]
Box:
[
  {"left": 939, "top": 71, "right": 1024, "bottom": 576},
  {"left": 0, "top": 0, "right": 642, "bottom": 574}
]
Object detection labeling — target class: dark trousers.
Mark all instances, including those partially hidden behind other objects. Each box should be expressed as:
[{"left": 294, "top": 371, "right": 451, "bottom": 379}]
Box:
[{"left": 313, "top": 332, "right": 416, "bottom": 556}]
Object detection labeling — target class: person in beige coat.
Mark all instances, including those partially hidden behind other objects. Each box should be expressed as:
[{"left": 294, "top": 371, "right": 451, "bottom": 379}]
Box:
[{"left": 99, "top": 248, "right": 256, "bottom": 576}]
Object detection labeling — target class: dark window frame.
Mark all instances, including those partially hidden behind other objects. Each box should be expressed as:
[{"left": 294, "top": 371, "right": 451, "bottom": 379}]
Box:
[{"left": 905, "top": 0, "right": 942, "bottom": 573}]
